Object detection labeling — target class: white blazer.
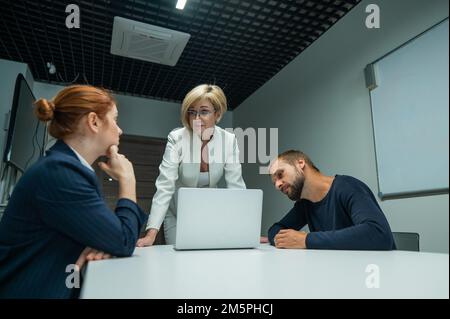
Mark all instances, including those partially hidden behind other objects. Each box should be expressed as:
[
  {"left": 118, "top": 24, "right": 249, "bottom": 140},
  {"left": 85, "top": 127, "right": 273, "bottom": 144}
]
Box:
[{"left": 146, "top": 125, "right": 246, "bottom": 244}]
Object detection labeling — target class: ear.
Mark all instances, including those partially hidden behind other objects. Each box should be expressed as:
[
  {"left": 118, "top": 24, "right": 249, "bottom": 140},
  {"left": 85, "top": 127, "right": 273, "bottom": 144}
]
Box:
[
  {"left": 214, "top": 111, "right": 221, "bottom": 124},
  {"left": 86, "top": 112, "right": 100, "bottom": 134},
  {"left": 296, "top": 158, "right": 306, "bottom": 171}
]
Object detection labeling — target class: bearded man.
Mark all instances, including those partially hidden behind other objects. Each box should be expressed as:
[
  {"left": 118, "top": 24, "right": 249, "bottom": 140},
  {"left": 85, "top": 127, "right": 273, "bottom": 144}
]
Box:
[{"left": 268, "top": 150, "right": 396, "bottom": 250}]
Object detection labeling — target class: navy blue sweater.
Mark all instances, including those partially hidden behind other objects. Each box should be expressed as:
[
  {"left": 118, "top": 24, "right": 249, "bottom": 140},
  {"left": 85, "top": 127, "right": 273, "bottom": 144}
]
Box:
[
  {"left": 268, "top": 175, "right": 395, "bottom": 250},
  {"left": 0, "top": 140, "right": 148, "bottom": 298}
]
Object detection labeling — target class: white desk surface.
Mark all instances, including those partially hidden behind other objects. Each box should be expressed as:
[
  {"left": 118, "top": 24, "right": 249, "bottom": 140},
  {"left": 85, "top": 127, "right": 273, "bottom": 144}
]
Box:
[{"left": 80, "top": 244, "right": 449, "bottom": 299}]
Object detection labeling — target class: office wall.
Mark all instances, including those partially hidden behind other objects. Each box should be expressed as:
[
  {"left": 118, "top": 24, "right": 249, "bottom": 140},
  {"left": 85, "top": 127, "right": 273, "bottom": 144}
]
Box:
[
  {"left": 33, "top": 82, "right": 234, "bottom": 139},
  {"left": 234, "top": 0, "right": 449, "bottom": 253},
  {"left": 114, "top": 93, "right": 234, "bottom": 137},
  {"left": 0, "top": 59, "right": 34, "bottom": 156}
]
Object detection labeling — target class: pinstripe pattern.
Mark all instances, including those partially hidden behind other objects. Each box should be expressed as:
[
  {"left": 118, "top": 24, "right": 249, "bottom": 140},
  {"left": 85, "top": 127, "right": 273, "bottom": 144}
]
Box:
[{"left": 0, "top": 140, "right": 148, "bottom": 298}]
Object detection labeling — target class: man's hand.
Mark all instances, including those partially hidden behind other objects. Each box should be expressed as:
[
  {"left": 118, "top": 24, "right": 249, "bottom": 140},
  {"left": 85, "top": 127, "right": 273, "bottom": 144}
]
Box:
[
  {"left": 75, "top": 247, "right": 112, "bottom": 270},
  {"left": 274, "top": 229, "right": 308, "bottom": 249},
  {"left": 260, "top": 236, "right": 269, "bottom": 244}
]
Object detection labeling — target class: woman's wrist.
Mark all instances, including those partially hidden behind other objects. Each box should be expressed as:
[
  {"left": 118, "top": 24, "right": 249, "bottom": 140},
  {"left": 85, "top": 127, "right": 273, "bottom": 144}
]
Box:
[
  {"left": 118, "top": 180, "right": 137, "bottom": 202},
  {"left": 147, "top": 228, "right": 158, "bottom": 239},
  {"left": 118, "top": 175, "right": 136, "bottom": 187}
]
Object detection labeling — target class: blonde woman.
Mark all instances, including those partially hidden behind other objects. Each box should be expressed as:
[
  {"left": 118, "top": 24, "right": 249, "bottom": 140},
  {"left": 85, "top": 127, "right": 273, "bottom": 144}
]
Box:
[{"left": 137, "top": 84, "right": 246, "bottom": 246}]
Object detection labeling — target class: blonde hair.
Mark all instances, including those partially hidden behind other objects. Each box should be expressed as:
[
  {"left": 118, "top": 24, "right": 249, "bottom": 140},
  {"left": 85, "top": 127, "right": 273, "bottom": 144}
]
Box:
[
  {"left": 180, "top": 84, "right": 227, "bottom": 129},
  {"left": 34, "top": 85, "right": 115, "bottom": 139}
]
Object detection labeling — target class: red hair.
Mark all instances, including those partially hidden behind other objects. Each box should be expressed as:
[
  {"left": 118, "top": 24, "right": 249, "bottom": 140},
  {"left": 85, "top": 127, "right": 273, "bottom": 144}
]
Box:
[{"left": 34, "top": 85, "right": 115, "bottom": 139}]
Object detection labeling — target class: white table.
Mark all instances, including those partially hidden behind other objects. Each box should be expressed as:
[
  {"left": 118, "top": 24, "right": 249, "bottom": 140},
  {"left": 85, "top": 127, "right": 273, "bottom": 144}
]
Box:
[{"left": 80, "top": 244, "right": 449, "bottom": 299}]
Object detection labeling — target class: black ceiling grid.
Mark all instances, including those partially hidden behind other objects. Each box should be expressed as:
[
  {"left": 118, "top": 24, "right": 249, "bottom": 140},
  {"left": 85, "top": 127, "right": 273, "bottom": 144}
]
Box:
[{"left": 0, "top": 0, "right": 361, "bottom": 109}]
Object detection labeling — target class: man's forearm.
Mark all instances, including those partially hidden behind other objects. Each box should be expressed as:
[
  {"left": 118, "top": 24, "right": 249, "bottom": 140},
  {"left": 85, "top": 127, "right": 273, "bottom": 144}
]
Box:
[{"left": 306, "top": 223, "right": 394, "bottom": 250}]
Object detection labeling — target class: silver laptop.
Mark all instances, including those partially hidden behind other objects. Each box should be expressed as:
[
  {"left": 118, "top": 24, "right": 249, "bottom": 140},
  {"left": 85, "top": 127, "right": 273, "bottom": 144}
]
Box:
[{"left": 174, "top": 188, "right": 263, "bottom": 250}]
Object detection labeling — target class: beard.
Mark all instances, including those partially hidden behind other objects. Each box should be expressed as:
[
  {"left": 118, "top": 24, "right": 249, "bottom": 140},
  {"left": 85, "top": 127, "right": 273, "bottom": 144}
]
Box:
[{"left": 287, "top": 170, "right": 305, "bottom": 201}]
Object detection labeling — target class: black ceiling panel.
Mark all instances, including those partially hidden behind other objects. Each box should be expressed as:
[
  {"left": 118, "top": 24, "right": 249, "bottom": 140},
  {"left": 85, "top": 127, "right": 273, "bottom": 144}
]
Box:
[{"left": 0, "top": 0, "right": 361, "bottom": 109}]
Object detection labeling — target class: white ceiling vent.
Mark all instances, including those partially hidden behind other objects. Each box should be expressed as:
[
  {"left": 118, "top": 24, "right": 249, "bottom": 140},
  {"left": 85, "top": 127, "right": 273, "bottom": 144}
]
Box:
[{"left": 110, "top": 17, "right": 190, "bottom": 66}]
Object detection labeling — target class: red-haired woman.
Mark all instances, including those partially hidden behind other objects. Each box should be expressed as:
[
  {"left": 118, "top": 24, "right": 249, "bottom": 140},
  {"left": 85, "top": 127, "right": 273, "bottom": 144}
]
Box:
[{"left": 0, "top": 85, "right": 147, "bottom": 298}]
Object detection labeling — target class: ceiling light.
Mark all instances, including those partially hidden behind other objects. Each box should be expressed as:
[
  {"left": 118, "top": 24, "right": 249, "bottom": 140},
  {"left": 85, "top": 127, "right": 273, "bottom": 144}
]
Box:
[{"left": 176, "top": 0, "right": 187, "bottom": 10}]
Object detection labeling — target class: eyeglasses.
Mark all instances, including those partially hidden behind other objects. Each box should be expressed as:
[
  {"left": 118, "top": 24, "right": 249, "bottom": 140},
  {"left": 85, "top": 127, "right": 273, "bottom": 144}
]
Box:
[{"left": 187, "top": 110, "right": 215, "bottom": 118}]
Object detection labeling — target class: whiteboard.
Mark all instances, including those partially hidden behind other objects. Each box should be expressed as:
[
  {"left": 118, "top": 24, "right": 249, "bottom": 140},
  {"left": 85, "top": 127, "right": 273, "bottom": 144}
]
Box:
[{"left": 369, "top": 19, "right": 449, "bottom": 199}]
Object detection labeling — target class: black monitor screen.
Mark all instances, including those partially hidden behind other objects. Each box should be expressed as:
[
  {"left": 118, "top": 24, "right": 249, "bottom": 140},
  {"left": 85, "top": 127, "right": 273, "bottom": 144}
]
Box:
[{"left": 3, "top": 74, "right": 47, "bottom": 172}]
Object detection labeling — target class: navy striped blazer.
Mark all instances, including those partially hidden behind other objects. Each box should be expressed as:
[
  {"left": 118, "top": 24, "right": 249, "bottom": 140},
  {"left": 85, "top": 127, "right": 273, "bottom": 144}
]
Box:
[{"left": 0, "top": 140, "right": 148, "bottom": 298}]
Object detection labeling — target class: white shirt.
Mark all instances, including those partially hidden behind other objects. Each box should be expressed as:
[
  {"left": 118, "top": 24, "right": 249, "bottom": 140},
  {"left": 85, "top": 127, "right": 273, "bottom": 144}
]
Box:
[
  {"left": 146, "top": 125, "right": 246, "bottom": 234},
  {"left": 197, "top": 171, "right": 210, "bottom": 187},
  {"left": 68, "top": 145, "right": 94, "bottom": 172}
]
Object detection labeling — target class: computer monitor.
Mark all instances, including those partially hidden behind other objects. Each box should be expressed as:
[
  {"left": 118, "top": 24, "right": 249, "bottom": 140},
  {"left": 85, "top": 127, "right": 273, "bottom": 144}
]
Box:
[{"left": 2, "top": 74, "right": 47, "bottom": 172}]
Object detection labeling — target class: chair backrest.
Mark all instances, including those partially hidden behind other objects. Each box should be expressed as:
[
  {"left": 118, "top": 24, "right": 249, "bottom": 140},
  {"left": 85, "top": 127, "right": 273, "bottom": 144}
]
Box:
[{"left": 392, "top": 232, "right": 420, "bottom": 251}]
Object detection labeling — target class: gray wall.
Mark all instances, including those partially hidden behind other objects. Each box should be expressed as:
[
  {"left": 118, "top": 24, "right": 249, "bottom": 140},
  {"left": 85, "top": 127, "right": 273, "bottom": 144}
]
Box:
[
  {"left": 233, "top": 0, "right": 449, "bottom": 253},
  {"left": 33, "top": 82, "right": 234, "bottom": 139},
  {"left": 114, "top": 93, "right": 234, "bottom": 137}
]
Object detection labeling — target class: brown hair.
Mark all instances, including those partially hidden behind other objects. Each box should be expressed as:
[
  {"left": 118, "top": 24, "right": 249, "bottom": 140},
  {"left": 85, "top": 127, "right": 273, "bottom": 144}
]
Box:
[
  {"left": 180, "top": 84, "right": 227, "bottom": 129},
  {"left": 34, "top": 85, "right": 115, "bottom": 139},
  {"left": 278, "top": 150, "right": 320, "bottom": 172}
]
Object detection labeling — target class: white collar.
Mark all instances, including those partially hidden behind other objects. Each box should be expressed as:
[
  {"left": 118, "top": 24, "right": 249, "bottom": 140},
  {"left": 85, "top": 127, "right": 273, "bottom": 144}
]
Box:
[{"left": 68, "top": 145, "right": 94, "bottom": 172}]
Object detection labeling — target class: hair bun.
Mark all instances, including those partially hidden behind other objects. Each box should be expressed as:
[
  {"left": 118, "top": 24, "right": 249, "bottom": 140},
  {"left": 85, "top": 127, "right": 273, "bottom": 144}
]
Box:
[{"left": 34, "top": 98, "right": 55, "bottom": 122}]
